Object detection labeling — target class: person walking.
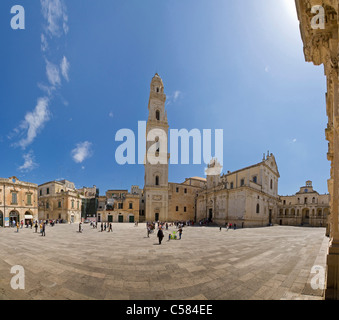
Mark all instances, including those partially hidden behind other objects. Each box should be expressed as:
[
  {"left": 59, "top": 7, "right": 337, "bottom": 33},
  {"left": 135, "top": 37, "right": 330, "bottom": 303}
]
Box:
[
  {"left": 41, "top": 222, "right": 46, "bottom": 237},
  {"left": 108, "top": 223, "right": 112, "bottom": 232},
  {"left": 16, "top": 222, "right": 19, "bottom": 233},
  {"left": 79, "top": 222, "right": 82, "bottom": 233},
  {"left": 34, "top": 221, "right": 38, "bottom": 233},
  {"left": 157, "top": 227, "right": 164, "bottom": 245},
  {"left": 178, "top": 226, "right": 183, "bottom": 240},
  {"left": 101, "top": 222, "right": 103, "bottom": 232}
]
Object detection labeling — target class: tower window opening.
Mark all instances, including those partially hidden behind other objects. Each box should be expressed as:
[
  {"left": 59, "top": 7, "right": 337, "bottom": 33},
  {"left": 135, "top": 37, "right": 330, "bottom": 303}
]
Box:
[{"left": 156, "top": 110, "right": 160, "bottom": 121}]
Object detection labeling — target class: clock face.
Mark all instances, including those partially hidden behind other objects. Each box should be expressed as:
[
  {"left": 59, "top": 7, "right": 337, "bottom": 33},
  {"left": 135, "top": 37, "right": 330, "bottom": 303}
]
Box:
[{"left": 304, "top": 189, "right": 308, "bottom": 193}]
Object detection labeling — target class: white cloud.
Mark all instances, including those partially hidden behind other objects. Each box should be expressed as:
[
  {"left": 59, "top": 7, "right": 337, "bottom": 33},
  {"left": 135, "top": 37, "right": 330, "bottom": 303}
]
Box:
[
  {"left": 173, "top": 90, "right": 181, "bottom": 102},
  {"left": 293, "top": 138, "right": 297, "bottom": 143},
  {"left": 109, "top": 112, "right": 114, "bottom": 118},
  {"left": 166, "top": 90, "right": 182, "bottom": 105},
  {"left": 17, "top": 97, "right": 50, "bottom": 149},
  {"left": 41, "top": 0, "right": 68, "bottom": 37},
  {"left": 41, "top": 33, "right": 48, "bottom": 52},
  {"left": 71, "top": 141, "right": 93, "bottom": 163},
  {"left": 18, "top": 151, "right": 38, "bottom": 172},
  {"left": 60, "top": 56, "right": 70, "bottom": 82},
  {"left": 46, "top": 59, "right": 61, "bottom": 87}
]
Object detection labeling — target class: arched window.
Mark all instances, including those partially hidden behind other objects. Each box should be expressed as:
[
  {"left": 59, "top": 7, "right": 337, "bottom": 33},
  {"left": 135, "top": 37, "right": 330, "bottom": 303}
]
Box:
[
  {"left": 155, "top": 176, "right": 159, "bottom": 186},
  {"left": 256, "top": 204, "right": 260, "bottom": 214},
  {"left": 156, "top": 110, "right": 160, "bottom": 120}
]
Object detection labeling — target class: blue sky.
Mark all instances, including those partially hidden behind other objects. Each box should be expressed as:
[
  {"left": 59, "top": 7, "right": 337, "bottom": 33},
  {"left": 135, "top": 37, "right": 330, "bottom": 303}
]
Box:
[{"left": 0, "top": 0, "right": 329, "bottom": 196}]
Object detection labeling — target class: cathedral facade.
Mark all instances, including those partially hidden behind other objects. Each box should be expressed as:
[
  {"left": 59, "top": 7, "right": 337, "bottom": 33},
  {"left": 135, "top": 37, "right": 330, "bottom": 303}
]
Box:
[{"left": 142, "top": 73, "right": 329, "bottom": 228}]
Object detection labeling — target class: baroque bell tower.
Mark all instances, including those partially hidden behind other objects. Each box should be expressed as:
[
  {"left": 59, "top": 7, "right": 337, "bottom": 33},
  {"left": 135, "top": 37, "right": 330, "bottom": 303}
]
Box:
[{"left": 144, "top": 73, "right": 169, "bottom": 222}]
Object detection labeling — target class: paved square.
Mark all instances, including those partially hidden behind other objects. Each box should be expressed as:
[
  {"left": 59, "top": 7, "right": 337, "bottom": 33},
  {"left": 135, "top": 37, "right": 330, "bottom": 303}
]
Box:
[{"left": 0, "top": 223, "right": 328, "bottom": 300}]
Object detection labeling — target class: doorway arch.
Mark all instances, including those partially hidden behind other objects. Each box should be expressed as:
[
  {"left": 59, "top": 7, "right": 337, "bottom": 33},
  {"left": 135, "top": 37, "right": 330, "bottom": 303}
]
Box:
[{"left": 9, "top": 210, "right": 19, "bottom": 226}]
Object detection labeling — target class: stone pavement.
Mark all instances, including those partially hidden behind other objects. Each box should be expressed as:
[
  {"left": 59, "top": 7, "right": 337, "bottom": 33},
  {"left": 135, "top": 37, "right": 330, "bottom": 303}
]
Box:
[{"left": 0, "top": 223, "right": 328, "bottom": 300}]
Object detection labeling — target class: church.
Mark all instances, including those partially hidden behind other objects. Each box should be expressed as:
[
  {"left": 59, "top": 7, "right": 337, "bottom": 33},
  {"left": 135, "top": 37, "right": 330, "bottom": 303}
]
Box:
[{"left": 142, "top": 73, "right": 282, "bottom": 227}]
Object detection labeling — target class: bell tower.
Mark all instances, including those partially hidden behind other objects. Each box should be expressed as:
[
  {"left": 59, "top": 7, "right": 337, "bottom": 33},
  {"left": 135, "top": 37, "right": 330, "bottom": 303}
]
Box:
[{"left": 144, "top": 73, "right": 169, "bottom": 222}]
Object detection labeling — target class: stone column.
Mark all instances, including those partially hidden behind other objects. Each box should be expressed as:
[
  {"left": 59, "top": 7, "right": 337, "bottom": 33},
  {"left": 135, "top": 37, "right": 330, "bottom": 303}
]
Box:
[{"left": 295, "top": 0, "right": 338, "bottom": 299}]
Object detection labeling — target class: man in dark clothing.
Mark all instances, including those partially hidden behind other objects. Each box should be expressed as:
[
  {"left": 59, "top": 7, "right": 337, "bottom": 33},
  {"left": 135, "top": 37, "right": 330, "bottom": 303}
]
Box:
[
  {"left": 157, "top": 228, "right": 164, "bottom": 245},
  {"left": 41, "top": 223, "right": 46, "bottom": 237}
]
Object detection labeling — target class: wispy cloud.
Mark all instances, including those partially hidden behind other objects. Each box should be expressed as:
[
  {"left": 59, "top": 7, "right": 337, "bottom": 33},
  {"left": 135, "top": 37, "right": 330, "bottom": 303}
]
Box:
[
  {"left": 109, "top": 112, "right": 114, "bottom": 118},
  {"left": 41, "top": 0, "right": 69, "bottom": 37},
  {"left": 167, "top": 90, "right": 182, "bottom": 105},
  {"left": 16, "top": 97, "right": 50, "bottom": 149},
  {"left": 71, "top": 141, "right": 93, "bottom": 163},
  {"left": 46, "top": 59, "right": 61, "bottom": 87},
  {"left": 18, "top": 151, "right": 38, "bottom": 172},
  {"left": 60, "top": 56, "right": 70, "bottom": 82}
]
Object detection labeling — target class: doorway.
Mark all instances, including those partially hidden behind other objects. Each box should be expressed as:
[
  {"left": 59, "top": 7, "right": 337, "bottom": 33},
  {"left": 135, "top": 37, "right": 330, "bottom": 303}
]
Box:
[
  {"left": 155, "top": 213, "right": 159, "bottom": 222},
  {"left": 118, "top": 215, "right": 124, "bottom": 223},
  {"left": 208, "top": 209, "right": 213, "bottom": 222}
]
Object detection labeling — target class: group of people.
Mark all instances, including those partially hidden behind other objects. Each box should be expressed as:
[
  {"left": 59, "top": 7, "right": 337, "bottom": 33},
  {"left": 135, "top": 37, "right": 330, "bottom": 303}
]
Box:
[
  {"left": 83, "top": 221, "right": 113, "bottom": 233},
  {"left": 146, "top": 221, "right": 184, "bottom": 245},
  {"left": 13, "top": 220, "right": 46, "bottom": 236}
]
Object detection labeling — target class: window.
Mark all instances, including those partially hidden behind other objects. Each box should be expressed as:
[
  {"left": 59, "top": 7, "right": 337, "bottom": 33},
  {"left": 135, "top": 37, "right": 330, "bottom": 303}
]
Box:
[
  {"left": 253, "top": 176, "right": 257, "bottom": 184},
  {"left": 71, "top": 200, "right": 74, "bottom": 209},
  {"left": 283, "top": 200, "right": 286, "bottom": 205},
  {"left": 270, "top": 179, "right": 273, "bottom": 190},
  {"left": 184, "top": 207, "right": 187, "bottom": 212},
  {"left": 312, "top": 197, "right": 316, "bottom": 204},
  {"left": 77, "top": 201, "right": 80, "bottom": 209},
  {"left": 230, "top": 182, "right": 234, "bottom": 189},
  {"left": 176, "top": 187, "right": 179, "bottom": 193},
  {"left": 176, "top": 206, "right": 179, "bottom": 212},
  {"left": 58, "top": 201, "right": 62, "bottom": 208},
  {"left": 184, "top": 188, "right": 187, "bottom": 194},
  {"left": 27, "top": 194, "right": 32, "bottom": 205},
  {"left": 156, "top": 110, "right": 160, "bottom": 120},
  {"left": 12, "top": 193, "right": 17, "bottom": 204},
  {"left": 156, "top": 87, "right": 159, "bottom": 93},
  {"left": 47, "top": 188, "right": 50, "bottom": 195},
  {"left": 304, "top": 197, "right": 307, "bottom": 204},
  {"left": 39, "top": 189, "right": 42, "bottom": 196},
  {"left": 155, "top": 176, "right": 159, "bottom": 186},
  {"left": 46, "top": 202, "right": 49, "bottom": 209},
  {"left": 118, "top": 203, "right": 123, "bottom": 209},
  {"left": 240, "top": 179, "right": 245, "bottom": 186},
  {"left": 129, "top": 202, "right": 133, "bottom": 209},
  {"left": 256, "top": 204, "right": 260, "bottom": 214}
]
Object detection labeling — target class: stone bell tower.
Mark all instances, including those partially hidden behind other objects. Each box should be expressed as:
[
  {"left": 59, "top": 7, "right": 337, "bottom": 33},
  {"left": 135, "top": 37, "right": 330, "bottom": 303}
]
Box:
[{"left": 144, "top": 73, "right": 170, "bottom": 222}]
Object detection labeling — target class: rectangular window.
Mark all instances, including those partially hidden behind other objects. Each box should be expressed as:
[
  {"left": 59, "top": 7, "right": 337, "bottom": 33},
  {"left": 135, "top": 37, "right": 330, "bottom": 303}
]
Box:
[
  {"left": 46, "top": 188, "right": 50, "bottom": 195},
  {"left": 176, "top": 187, "right": 179, "bottom": 193},
  {"left": 176, "top": 206, "right": 179, "bottom": 212},
  {"left": 71, "top": 201, "right": 74, "bottom": 209},
  {"left": 184, "top": 207, "right": 187, "bottom": 212},
  {"left": 12, "top": 193, "right": 17, "bottom": 204},
  {"left": 27, "top": 194, "right": 32, "bottom": 205},
  {"left": 129, "top": 203, "right": 133, "bottom": 209},
  {"left": 58, "top": 201, "right": 62, "bottom": 208},
  {"left": 230, "top": 182, "right": 234, "bottom": 189},
  {"left": 240, "top": 179, "right": 245, "bottom": 186},
  {"left": 46, "top": 202, "right": 49, "bottom": 209},
  {"left": 39, "top": 189, "right": 42, "bottom": 196},
  {"left": 118, "top": 203, "right": 123, "bottom": 209},
  {"left": 253, "top": 176, "right": 257, "bottom": 184},
  {"left": 184, "top": 188, "right": 187, "bottom": 194}
]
